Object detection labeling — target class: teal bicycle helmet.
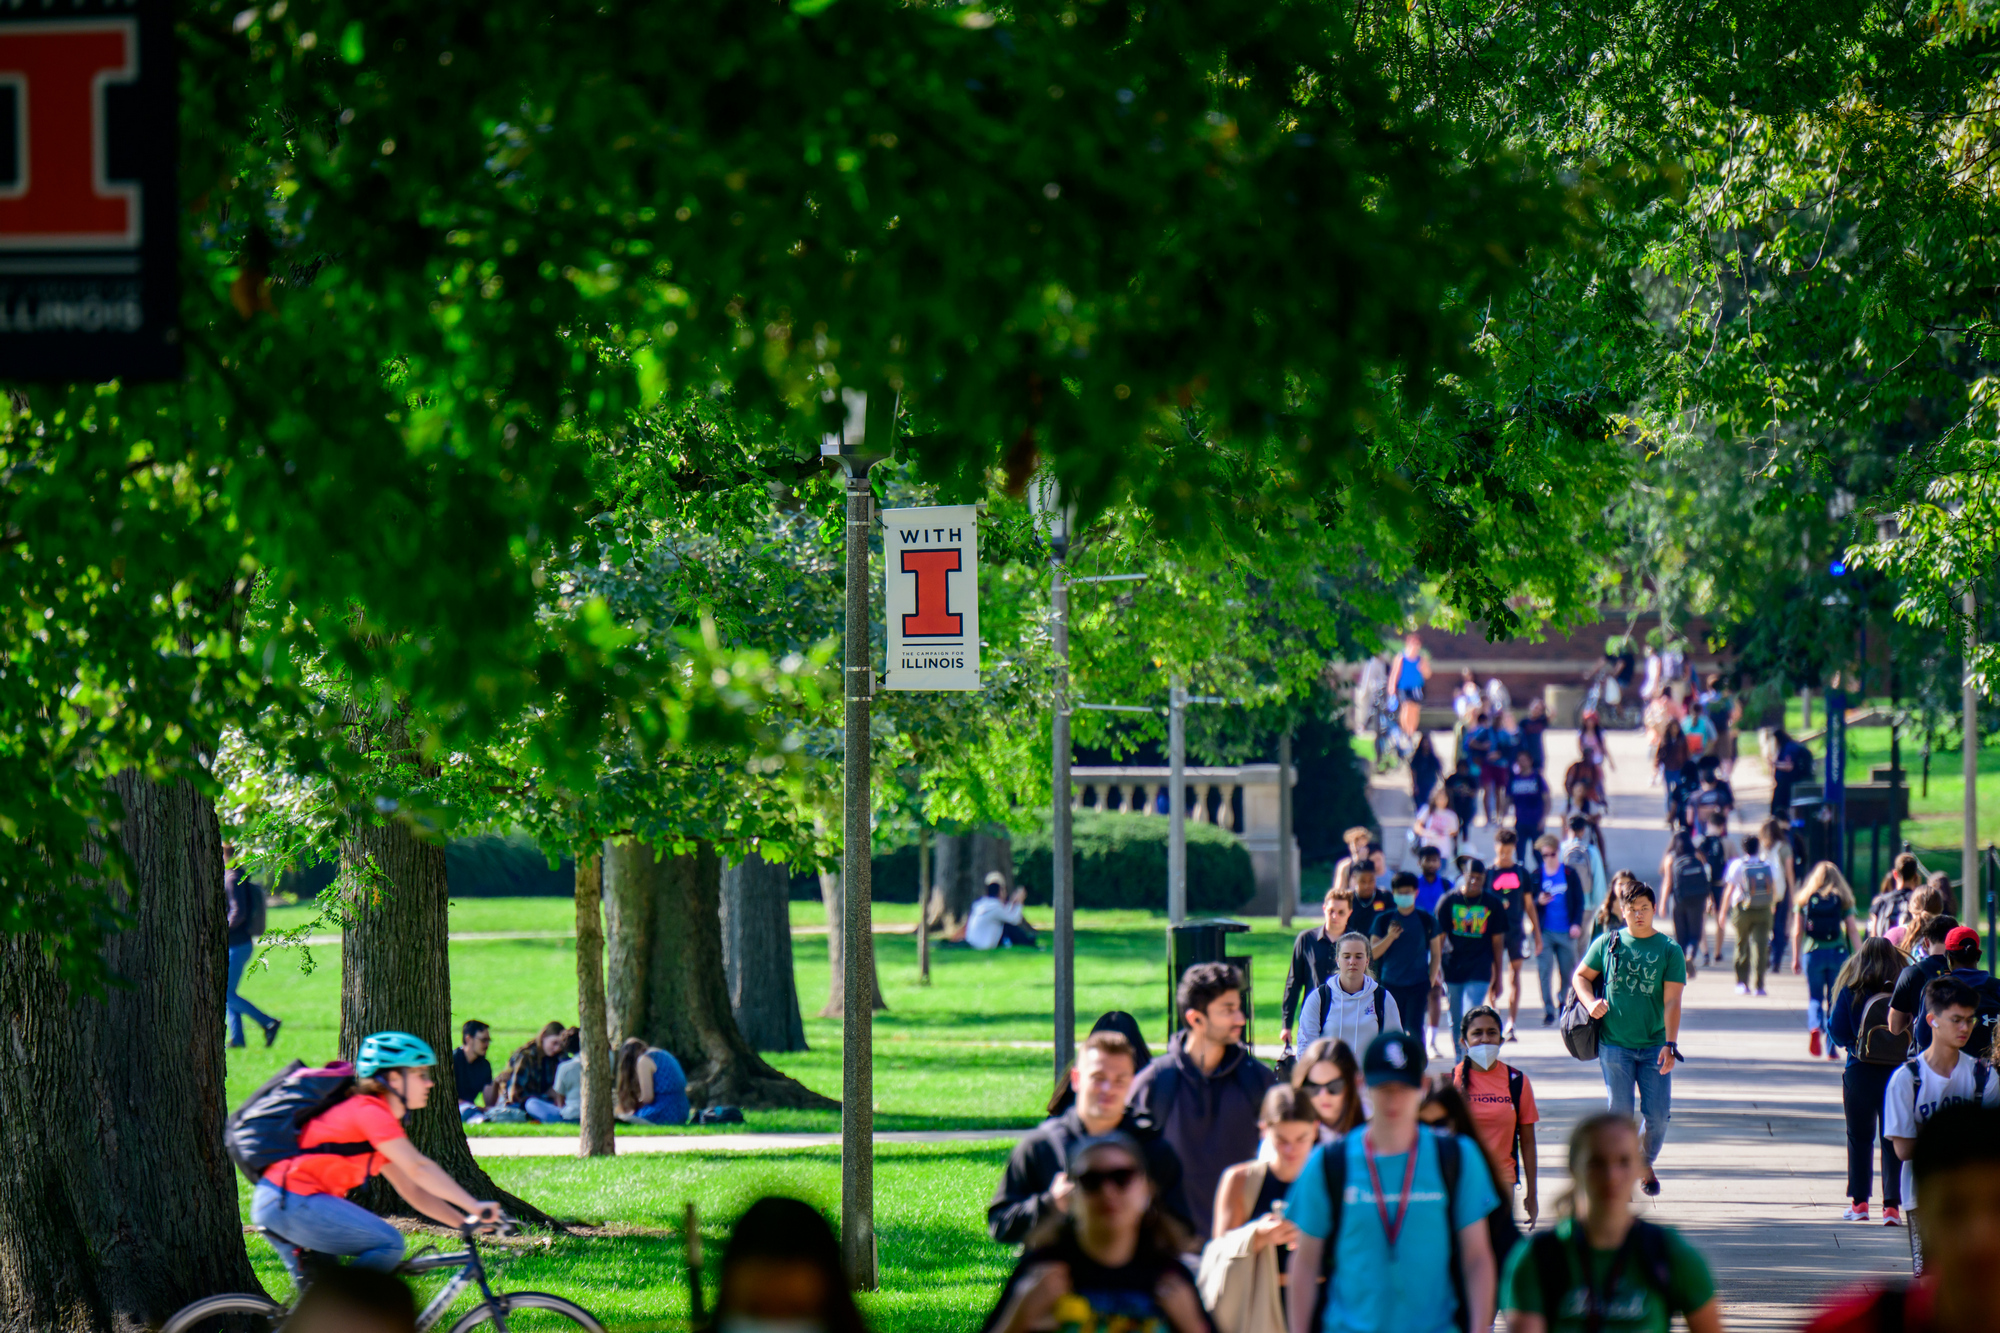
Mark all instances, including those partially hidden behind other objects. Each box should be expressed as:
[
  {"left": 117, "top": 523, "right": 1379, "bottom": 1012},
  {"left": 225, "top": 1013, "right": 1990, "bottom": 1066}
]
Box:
[{"left": 357, "top": 1031, "right": 437, "bottom": 1078}]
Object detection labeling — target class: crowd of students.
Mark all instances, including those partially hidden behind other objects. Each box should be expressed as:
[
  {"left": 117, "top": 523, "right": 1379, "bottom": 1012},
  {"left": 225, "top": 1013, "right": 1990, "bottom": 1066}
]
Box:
[
  {"left": 985, "top": 952, "right": 1717, "bottom": 1333},
  {"left": 451, "top": 1019, "right": 691, "bottom": 1126}
]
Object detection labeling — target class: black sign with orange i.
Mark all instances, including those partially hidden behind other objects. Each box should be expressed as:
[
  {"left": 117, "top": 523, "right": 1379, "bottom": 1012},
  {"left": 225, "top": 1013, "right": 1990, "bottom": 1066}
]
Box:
[{"left": 0, "top": 0, "right": 179, "bottom": 381}]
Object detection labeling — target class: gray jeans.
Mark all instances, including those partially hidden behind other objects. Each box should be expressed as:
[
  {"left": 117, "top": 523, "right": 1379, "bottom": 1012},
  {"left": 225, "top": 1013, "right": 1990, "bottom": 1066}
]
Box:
[{"left": 1535, "top": 934, "right": 1579, "bottom": 1017}]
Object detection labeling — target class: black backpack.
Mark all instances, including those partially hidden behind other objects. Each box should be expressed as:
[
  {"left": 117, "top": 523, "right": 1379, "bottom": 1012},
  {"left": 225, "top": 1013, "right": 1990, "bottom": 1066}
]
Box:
[
  {"left": 1671, "top": 855, "right": 1708, "bottom": 900},
  {"left": 1529, "top": 1221, "right": 1678, "bottom": 1331},
  {"left": 1803, "top": 892, "right": 1848, "bottom": 944},
  {"left": 1311, "top": 1129, "right": 1468, "bottom": 1333},
  {"left": 1856, "top": 991, "right": 1911, "bottom": 1066},
  {"left": 224, "top": 1059, "right": 372, "bottom": 1184}
]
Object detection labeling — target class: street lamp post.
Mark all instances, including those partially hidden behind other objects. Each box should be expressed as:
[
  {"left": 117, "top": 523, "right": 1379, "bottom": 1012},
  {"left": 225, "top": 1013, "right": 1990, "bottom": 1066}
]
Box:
[
  {"left": 1169, "top": 676, "right": 1187, "bottom": 925},
  {"left": 1968, "top": 586, "right": 1981, "bottom": 927},
  {"left": 1031, "top": 477, "right": 1077, "bottom": 1083},
  {"left": 822, "top": 388, "right": 895, "bottom": 1291}
]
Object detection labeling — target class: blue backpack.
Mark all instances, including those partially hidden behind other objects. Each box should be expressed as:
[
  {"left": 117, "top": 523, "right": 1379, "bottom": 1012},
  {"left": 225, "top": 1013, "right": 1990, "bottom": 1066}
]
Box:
[{"left": 224, "top": 1059, "right": 371, "bottom": 1183}]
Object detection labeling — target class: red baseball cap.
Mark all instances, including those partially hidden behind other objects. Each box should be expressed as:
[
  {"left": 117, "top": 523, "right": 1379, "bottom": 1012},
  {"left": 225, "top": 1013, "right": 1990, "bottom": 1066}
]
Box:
[{"left": 1946, "top": 925, "right": 1983, "bottom": 955}]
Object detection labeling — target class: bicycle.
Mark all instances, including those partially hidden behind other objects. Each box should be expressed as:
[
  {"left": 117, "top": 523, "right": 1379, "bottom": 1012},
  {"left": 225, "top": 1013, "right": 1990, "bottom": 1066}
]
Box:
[{"left": 162, "top": 1216, "right": 604, "bottom": 1333}]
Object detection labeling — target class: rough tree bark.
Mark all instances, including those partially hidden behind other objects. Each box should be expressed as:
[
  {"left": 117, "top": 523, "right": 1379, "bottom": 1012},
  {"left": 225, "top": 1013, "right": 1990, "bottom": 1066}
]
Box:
[
  {"left": 0, "top": 773, "right": 259, "bottom": 1333},
  {"left": 818, "top": 867, "right": 887, "bottom": 1019},
  {"left": 928, "top": 827, "right": 1014, "bottom": 927},
  {"left": 721, "top": 851, "right": 808, "bottom": 1052},
  {"left": 338, "top": 812, "right": 554, "bottom": 1223},
  {"left": 603, "top": 838, "right": 835, "bottom": 1109},
  {"left": 574, "top": 854, "right": 615, "bottom": 1156}
]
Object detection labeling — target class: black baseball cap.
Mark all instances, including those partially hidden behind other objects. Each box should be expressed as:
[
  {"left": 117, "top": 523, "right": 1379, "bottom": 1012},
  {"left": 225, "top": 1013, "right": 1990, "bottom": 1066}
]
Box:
[
  {"left": 1455, "top": 855, "right": 1486, "bottom": 877},
  {"left": 1362, "top": 1030, "right": 1426, "bottom": 1089}
]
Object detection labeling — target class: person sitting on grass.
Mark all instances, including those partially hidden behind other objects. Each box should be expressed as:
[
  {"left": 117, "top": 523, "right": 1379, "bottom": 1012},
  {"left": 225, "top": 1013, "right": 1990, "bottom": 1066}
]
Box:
[
  {"left": 548, "top": 1026, "right": 583, "bottom": 1123},
  {"left": 983, "top": 1133, "right": 1212, "bottom": 1333},
  {"left": 452, "top": 1020, "right": 498, "bottom": 1123},
  {"left": 991, "top": 1030, "right": 1193, "bottom": 1244},
  {"left": 503, "top": 1021, "right": 569, "bottom": 1122},
  {"left": 614, "top": 1035, "right": 690, "bottom": 1126},
  {"left": 966, "top": 873, "right": 1038, "bottom": 950}
]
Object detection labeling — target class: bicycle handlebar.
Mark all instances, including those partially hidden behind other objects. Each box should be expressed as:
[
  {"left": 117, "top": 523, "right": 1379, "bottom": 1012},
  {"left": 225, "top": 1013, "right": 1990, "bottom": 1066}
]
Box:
[{"left": 461, "top": 1212, "right": 517, "bottom": 1238}]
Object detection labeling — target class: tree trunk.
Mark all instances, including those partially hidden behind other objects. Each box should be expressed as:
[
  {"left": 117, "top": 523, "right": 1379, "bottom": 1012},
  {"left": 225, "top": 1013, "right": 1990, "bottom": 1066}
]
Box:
[
  {"left": 721, "top": 852, "right": 808, "bottom": 1052},
  {"left": 818, "top": 868, "right": 887, "bottom": 1019},
  {"left": 337, "top": 814, "right": 555, "bottom": 1224},
  {"left": 603, "top": 838, "right": 835, "bottom": 1109},
  {"left": 574, "top": 854, "right": 615, "bottom": 1157},
  {"left": 0, "top": 772, "right": 258, "bottom": 1333},
  {"left": 930, "top": 827, "right": 1012, "bottom": 926}
]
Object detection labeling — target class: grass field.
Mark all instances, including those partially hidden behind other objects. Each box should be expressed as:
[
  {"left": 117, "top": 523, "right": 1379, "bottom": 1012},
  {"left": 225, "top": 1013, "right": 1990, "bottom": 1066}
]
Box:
[
  {"left": 238, "top": 1143, "right": 1015, "bottom": 1333},
  {"left": 225, "top": 895, "right": 1309, "bottom": 1329},
  {"left": 230, "top": 898, "right": 1307, "bottom": 1128}
]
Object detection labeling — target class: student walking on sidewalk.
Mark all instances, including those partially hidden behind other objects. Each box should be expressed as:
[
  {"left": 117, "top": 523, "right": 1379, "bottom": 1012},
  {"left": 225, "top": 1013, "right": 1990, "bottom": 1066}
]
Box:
[
  {"left": 1721, "top": 835, "right": 1780, "bottom": 994},
  {"left": 1571, "top": 880, "right": 1686, "bottom": 1195},
  {"left": 1793, "top": 862, "right": 1862, "bottom": 1058},
  {"left": 1828, "top": 936, "right": 1912, "bottom": 1225},
  {"left": 1886, "top": 976, "right": 2000, "bottom": 1275}
]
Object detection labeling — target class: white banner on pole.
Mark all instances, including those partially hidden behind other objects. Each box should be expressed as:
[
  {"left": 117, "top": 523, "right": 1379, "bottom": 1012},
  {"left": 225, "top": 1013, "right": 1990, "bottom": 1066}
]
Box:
[{"left": 882, "top": 504, "right": 980, "bottom": 691}]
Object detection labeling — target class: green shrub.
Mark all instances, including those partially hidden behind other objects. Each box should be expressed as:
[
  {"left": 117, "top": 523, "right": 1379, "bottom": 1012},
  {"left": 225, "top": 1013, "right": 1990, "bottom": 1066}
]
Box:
[{"left": 1013, "top": 810, "right": 1254, "bottom": 913}]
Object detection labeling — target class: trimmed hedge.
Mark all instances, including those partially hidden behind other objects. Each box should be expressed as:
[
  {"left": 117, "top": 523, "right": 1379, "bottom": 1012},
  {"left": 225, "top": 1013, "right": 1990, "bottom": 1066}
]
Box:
[{"left": 1013, "top": 810, "right": 1254, "bottom": 912}]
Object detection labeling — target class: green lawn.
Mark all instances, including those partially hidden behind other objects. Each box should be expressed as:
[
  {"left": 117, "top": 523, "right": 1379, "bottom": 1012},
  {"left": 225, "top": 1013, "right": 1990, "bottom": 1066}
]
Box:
[
  {"left": 234, "top": 899, "right": 1306, "bottom": 1126},
  {"left": 228, "top": 897, "right": 1311, "bottom": 1330},
  {"left": 239, "top": 1144, "right": 1014, "bottom": 1333},
  {"left": 1776, "top": 696, "right": 1999, "bottom": 888}
]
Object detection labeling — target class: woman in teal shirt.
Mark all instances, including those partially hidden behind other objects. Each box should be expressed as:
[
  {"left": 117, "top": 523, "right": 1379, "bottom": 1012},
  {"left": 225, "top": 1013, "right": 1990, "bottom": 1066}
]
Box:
[{"left": 1501, "top": 1113, "right": 1720, "bottom": 1333}]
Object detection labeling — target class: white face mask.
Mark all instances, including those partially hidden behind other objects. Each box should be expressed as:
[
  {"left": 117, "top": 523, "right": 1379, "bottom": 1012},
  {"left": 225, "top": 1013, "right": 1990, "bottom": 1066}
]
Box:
[{"left": 1466, "top": 1043, "right": 1503, "bottom": 1071}]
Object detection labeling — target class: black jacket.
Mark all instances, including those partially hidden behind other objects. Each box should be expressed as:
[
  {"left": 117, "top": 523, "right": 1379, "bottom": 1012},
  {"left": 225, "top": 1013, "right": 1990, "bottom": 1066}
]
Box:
[
  {"left": 1282, "top": 926, "right": 1340, "bottom": 1029},
  {"left": 987, "top": 1106, "right": 1193, "bottom": 1244},
  {"left": 1127, "top": 1033, "right": 1275, "bottom": 1243}
]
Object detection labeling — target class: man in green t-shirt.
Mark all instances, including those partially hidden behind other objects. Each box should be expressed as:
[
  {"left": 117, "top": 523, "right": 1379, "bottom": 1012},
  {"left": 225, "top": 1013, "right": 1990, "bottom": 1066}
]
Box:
[{"left": 1572, "top": 881, "right": 1686, "bottom": 1195}]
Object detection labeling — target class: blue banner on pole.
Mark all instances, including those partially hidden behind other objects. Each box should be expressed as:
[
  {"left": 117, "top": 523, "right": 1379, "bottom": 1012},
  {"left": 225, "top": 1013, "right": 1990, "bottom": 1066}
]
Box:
[{"left": 1825, "top": 689, "right": 1847, "bottom": 808}]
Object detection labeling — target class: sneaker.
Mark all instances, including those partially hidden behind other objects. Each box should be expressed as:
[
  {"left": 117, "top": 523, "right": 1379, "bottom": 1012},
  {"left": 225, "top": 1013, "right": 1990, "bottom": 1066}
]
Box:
[
  {"left": 263, "top": 1019, "right": 282, "bottom": 1048},
  {"left": 1543, "top": 1012, "right": 1557, "bottom": 1028},
  {"left": 1810, "top": 1029, "right": 1824, "bottom": 1057},
  {"left": 1505, "top": 1026, "right": 1520, "bottom": 1043},
  {"left": 1756, "top": 988, "right": 1769, "bottom": 997},
  {"left": 1883, "top": 1206, "right": 1903, "bottom": 1227},
  {"left": 1843, "top": 1203, "right": 1870, "bottom": 1222},
  {"left": 1734, "top": 983, "right": 1750, "bottom": 995}
]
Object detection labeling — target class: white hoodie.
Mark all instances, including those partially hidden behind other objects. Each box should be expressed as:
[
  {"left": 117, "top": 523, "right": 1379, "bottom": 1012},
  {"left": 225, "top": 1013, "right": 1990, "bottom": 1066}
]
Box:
[{"left": 1297, "top": 973, "right": 1401, "bottom": 1050}]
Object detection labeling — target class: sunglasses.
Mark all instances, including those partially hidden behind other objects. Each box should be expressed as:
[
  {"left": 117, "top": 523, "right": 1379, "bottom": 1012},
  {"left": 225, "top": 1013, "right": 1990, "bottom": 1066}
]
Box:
[
  {"left": 1303, "top": 1078, "right": 1346, "bottom": 1097},
  {"left": 1076, "top": 1166, "right": 1141, "bottom": 1194}
]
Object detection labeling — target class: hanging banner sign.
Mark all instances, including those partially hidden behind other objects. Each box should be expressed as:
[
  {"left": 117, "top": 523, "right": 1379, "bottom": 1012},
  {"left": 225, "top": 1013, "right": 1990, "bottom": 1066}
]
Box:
[
  {"left": 882, "top": 504, "right": 980, "bottom": 691},
  {"left": 0, "top": 0, "right": 180, "bottom": 381}
]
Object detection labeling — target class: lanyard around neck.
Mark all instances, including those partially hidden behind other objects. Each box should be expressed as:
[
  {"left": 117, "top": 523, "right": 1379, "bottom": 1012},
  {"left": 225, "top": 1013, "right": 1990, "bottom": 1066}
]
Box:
[{"left": 1362, "top": 1132, "right": 1424, "bottom": 1250}]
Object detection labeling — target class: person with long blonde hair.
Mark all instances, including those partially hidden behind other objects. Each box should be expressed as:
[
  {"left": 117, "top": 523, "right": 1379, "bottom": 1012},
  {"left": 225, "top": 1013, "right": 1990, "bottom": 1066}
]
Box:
[
  {"left": 1792, "top": 862, "right": 1862, "bottom": 1057},
  {"left": 1500, "top": 1114, "right": 1722, "bottom": 1333}
]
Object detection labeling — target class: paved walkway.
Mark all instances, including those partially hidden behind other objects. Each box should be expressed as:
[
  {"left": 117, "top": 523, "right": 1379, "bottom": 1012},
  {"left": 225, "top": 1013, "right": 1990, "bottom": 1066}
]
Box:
[{"left": 466, "top": 728, "right": 1898, "bottom": 1328}]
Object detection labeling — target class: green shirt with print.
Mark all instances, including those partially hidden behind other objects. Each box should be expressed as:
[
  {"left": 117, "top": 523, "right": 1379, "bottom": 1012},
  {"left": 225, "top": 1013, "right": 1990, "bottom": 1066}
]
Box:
[
  {"left": 1501, "top": 1219, "right": 1715, "bottom": 1333},
  {"left": 1579, "top": 928, "right": 1687, "bottom": 1050}
]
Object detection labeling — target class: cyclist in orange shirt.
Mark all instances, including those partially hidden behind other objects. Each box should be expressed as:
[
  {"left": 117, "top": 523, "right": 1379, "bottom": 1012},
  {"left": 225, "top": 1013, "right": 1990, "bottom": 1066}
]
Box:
[{"left": 249, "top": 1032, "right": 501, "bottom": 1284}]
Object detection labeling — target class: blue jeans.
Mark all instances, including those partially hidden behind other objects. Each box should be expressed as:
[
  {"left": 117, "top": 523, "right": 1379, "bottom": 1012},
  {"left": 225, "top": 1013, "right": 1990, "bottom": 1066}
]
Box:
[
  {"left": 524, "top": 1096, "right": 566, "bottom": 1123},
  {"left": 1445, "top": 980, "right": 1489, "bottom": 1055},
  {"left": 226, "top": 941, "right": 277, "bottom": 1045},
  {"left": 1598, "top": 1041, "right": 1672, "bottom": 1165},
  {"left": 1535, "top": 936, "right": 1579, "bottom": 1019},
  {"left": 1806, "top": 948, "right": 1848, "bottom": 1037},
  {"left": 250, "top": 1182, "right": 405, "bottom": 1285}
]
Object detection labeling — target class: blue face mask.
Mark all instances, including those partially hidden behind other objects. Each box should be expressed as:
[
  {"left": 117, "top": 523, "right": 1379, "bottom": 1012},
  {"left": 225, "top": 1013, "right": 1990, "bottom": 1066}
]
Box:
[{"left": 1393, "top": 892, "right": 1418, "bottom": 910}]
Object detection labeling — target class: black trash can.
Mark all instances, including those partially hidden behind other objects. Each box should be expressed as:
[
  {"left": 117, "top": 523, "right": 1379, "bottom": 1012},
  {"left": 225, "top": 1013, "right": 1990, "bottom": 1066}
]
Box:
[
  {"left": 1166, "top": 918, "right": 1253, "bottom": 1047},
  {"left": 1790, "top": 790, "right": 1843, "bottom": 877}
]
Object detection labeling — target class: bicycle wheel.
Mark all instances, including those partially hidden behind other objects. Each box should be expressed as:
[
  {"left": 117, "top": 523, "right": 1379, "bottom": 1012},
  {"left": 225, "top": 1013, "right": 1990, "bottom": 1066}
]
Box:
[
  {"left": 447, "top": 1291, "right": 607, "bottom": 1333},
  {"left": 158, "top": 1293, "right": 287, "bottom": 1333}
]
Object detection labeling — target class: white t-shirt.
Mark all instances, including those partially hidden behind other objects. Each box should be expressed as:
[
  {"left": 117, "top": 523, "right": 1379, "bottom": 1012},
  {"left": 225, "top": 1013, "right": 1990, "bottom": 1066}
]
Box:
[
  {"left": 1884, "top": 1053, "right": 2000, "bottom": 1206},
  {"left": 964, "top": 895, "right": 1024, "bottom": 950},
  {"left": 1723, "top": 856, "right": 1776, "bottom": 909},
  {"left": 1415, "top": 807, "right": 1461, "bottom": 852}
]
